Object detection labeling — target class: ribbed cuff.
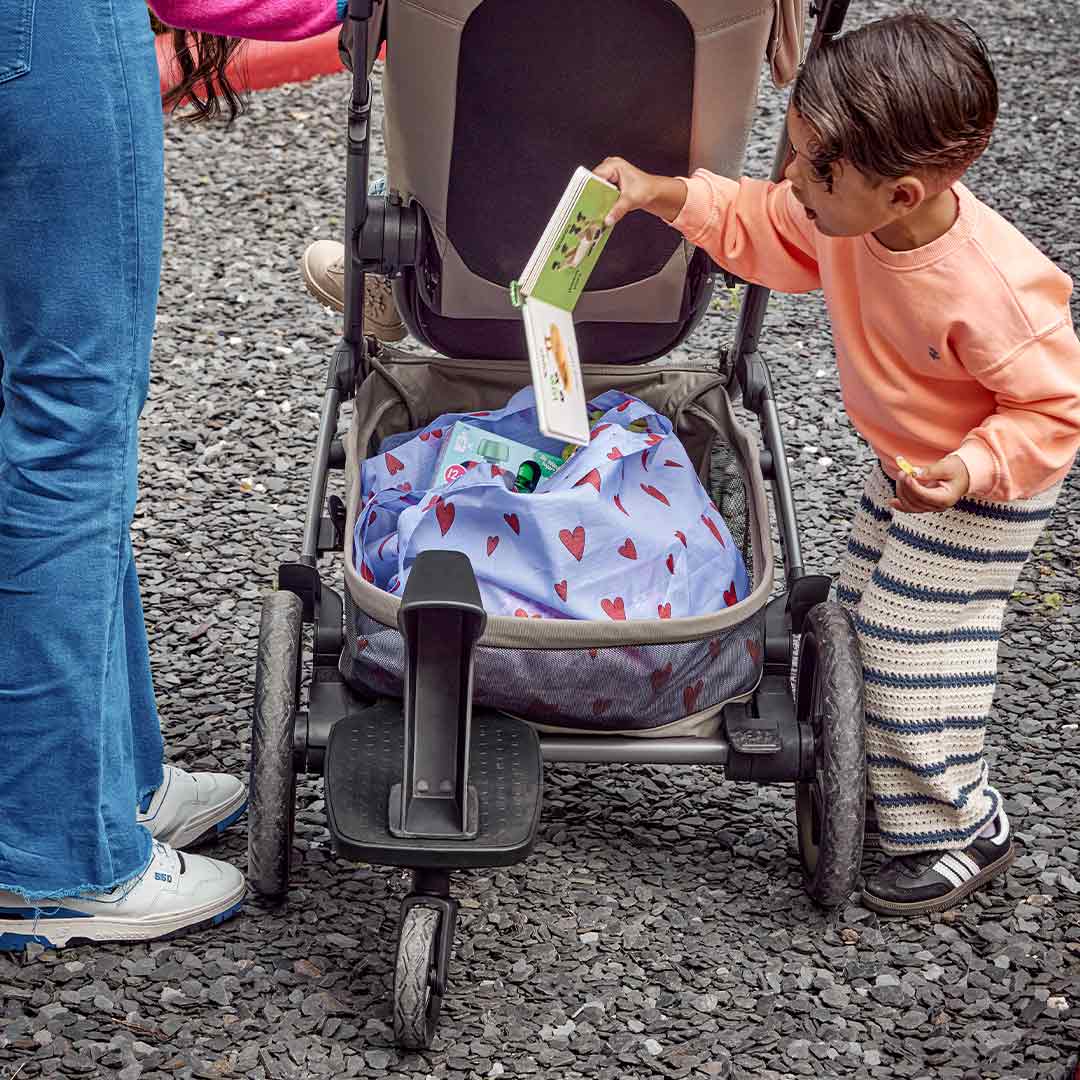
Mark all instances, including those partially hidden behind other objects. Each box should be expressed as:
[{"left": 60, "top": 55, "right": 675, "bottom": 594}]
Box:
[{"left": 951, "top": 439, "right": 998, "bottom": 498}]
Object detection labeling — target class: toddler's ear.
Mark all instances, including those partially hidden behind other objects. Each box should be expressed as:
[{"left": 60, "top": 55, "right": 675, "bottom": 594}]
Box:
[{"left": 889, "top": 176, "right": 926, "bottom": 213}]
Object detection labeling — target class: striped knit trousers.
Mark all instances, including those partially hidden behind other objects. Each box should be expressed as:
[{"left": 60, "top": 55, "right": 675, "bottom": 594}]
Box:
[{"left": 837, "top": 466, "right": 1059, "bottom": 855}]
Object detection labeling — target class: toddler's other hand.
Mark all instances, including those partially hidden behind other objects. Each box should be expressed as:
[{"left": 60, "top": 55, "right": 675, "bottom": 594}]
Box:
[
  {"left": 889, "top": 454, "right": 971, "bottom": 514},
  {"left": 593, "top": 157, "right": 687, "bottom": 227}
]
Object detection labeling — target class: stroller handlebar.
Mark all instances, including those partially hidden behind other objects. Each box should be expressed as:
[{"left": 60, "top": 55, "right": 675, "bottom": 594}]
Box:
[{"left": 811, "top": 0, "right": 852, "bottom": 39}]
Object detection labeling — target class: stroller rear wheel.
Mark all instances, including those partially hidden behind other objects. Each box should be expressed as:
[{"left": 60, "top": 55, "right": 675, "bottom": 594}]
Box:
[
  {"left": 394, "top": 905, "right": 443, "bottom": 1049},
  {"left": 795, "top": 602, "right": 865, "bottom": 907},
  {"left": 249, "top": 590, "right": 302, "bottom": 901}
]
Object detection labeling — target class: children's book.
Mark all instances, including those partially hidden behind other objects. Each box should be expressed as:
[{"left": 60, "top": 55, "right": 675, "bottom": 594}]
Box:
[{"left": 512, "top": 167, "right": 620, "bottom": 446}]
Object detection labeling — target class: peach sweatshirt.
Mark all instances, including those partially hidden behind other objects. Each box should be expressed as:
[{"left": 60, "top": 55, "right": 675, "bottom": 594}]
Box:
[{"left": 672, "top": 172, "right": 1080, "bottom": 502}]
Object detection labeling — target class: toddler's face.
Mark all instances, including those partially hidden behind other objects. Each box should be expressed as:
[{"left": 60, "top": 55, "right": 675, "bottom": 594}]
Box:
[{"left": 784, "top": 109, "right": 905, "bottom": 239}]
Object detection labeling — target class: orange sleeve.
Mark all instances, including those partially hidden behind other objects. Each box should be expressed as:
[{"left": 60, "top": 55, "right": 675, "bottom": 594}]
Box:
[
  {"left": 669, "top": 171, "right": 821, "bottom": 294},
  {"left": 953, "top": 317, "right": 1080, "bottom": 500}
]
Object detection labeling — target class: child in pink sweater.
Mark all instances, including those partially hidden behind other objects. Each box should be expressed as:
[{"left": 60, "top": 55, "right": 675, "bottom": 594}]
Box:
[{"left": 598, "top": 12, "right": 1080, "bottom": 917}]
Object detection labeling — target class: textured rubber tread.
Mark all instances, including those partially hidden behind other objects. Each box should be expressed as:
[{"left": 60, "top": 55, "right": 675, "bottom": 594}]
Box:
[
  {"left": 393, "top": 905, "right": 441, "bottom": 1049},
  {"left": 796, "top": 602, "right": 866, "bottom": 908},
  {"left": 248, "top": 591, "right": 302, "bottom": 900}
]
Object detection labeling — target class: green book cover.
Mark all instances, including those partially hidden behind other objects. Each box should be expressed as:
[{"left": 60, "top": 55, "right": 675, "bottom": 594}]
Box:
[{"left": 528, "top": 173, "right": 619, "bottom": 310}]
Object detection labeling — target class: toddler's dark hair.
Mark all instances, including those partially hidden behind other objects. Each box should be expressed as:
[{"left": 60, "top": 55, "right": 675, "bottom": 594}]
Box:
[{"left": 791, "top": 12, "right": 997, "bottom": 186}]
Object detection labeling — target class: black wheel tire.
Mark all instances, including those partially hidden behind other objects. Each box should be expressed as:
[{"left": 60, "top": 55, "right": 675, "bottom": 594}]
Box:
[
  {"left": 248, "top": 590, "right": 302, "bottom": 901},
  {"left": 795, "top": 601, "right": 866, "bottom": 907},
  {"left": 393, "top": 906, "right": 442, "bottom": 1050}
]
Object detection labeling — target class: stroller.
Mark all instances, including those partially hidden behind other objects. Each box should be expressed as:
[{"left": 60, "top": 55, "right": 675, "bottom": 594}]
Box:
[{"left": 248, "top": 0, "right": 865, "bottom": 1049}]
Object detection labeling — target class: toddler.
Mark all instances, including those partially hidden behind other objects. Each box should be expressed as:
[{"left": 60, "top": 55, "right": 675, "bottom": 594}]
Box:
[{"left": 596, "top": 12, "right": 1080, "bottom": 916}]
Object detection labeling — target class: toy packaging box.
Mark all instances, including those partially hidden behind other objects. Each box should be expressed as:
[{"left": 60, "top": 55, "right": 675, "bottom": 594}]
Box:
[{"left": 432, "top": 421, "right": 564, "bottom": 493}]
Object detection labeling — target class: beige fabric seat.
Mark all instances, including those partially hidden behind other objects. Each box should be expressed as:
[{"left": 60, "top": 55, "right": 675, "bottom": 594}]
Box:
[{"left": 342, "top": 0, "right": 805, "bottom": 736}]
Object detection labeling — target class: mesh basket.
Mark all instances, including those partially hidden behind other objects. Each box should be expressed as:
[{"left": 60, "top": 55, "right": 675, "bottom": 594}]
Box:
[{"left": 339, "top": 357, "right": 773, "bottom": 735}]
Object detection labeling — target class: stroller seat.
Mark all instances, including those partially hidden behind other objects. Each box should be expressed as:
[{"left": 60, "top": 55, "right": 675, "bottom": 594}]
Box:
[{"left": 340, "top": 0, "right": 806, "bottom": 737}]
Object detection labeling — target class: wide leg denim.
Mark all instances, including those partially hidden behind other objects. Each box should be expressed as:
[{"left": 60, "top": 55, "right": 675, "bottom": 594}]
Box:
[{"left": 0, "top": 0, "right": 165, "bottom": 898}]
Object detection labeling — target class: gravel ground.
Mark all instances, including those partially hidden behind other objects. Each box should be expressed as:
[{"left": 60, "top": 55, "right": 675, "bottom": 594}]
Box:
[{"left": 3, "top": 1, "right": 1079, "bottom": 1078}]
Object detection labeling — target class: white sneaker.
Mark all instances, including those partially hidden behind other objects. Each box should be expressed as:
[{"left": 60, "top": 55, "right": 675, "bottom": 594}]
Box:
[
  {"left": 137, "top": 765, "right": 247, "bottom": 849},
  {"left": 0, "top": 842, "right": 245, "bottom": 950}
]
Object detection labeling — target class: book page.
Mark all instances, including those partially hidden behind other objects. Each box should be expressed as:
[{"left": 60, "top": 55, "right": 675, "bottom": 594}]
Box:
[
  {"left": 522, "top": 297, "right": 590, "bottom": 446},
  {"left": 526, "top": 172, "right": 619, "bottom": 311}
]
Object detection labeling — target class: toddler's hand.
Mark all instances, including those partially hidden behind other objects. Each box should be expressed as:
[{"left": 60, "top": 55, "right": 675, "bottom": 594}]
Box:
[
  {"left": 889, "top": 454, "right": 970, "bottom": 514},
  {"left": 593, "top": 157, "right": 688, "bottom": 227}
]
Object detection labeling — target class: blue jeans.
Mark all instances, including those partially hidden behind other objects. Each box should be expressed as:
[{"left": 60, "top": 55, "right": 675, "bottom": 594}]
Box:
[{"left": 0, "top": 0, "right": 165, "bottom": 899}]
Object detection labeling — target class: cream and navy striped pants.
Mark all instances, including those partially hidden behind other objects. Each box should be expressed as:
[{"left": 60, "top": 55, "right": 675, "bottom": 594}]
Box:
[{"left": 837, "top": 466, "right": 1060, "bottom": 855}]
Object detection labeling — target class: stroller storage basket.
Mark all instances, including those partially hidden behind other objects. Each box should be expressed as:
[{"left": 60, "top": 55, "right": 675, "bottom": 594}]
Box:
[{"left": 342, "top": 354, "right": 774, "bottom": 735}]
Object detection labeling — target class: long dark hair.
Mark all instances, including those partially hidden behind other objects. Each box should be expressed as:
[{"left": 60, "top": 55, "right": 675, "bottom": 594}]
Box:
[{"left": 158, "top": 23, "right": 246, "bottom": 123}]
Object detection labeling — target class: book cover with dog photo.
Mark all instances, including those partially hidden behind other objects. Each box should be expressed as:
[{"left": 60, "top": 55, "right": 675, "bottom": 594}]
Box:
[
  {"left": 527, "top": 172, "right": 619, "bottom": 310},
  {"left": 516, "top": 168, "right": 618, "bottom": 445}
]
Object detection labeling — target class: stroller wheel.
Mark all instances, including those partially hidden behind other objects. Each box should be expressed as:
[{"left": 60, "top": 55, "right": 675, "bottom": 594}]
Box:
[
  {"left": 394, "top": 905, "right": 442, "bottom": 1049},
  {"left": 794, "top": 602, "right": 865, "bottom": 907},
  {"left": 248, "top": 590, "right": 302, "bottom": 901}
]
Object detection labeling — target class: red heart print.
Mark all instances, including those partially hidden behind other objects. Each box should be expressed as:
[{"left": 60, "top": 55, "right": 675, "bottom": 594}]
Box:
[
  {"left": 616, "top": 399, "right": 632, "bottom": 412},
  {"left": 702, "top": 514, "right": 726, "bottom": 547},
  {"left": 419, "top": 432, "right": 430, "bottom": 442},
  {"left": 746, "top": 638, "right": 762, "bottom": 663},
  {"left": 360, "top": 561, "right": 374, "bottom": 584},
  {"left": 641, "top": 484, "right": 670, "bottom": 506},
  {"left": 575, "top": 469, "right": 601, "bottom": 492},
  {"left": 486, "top": 536, "right": 499, "bottom": 556},
  {"left": 504, "top": 512, "right": 520, "bottom": 535},
  {"left": 590, "top": 423, "right": 612, "bottom": 441},
  {"left": 675, "top": 530, "right": 687, "bottom": 547},
  {"left": 367, "top": 510, "right": 377, "bottom": 527},
  {"left": 398, "top": 482, "right": 412, "bottom": 493},
  {"left": 601, "top": 597, "right": 626, "bottom": 621},
  {"left": 436, "top": 499, "right": 456, "bottom": 536},
  {"left": 491, "top": 464, "right": 503, "bottom": 478},
  {"left": 650, "top": 662, "right": 673, "bottom": 693},
  {"left": 657, "top": 602, "right": 672, "bottom": 619},
  {"left": 592, "top": 699, "right": 612, "bottom": 716},
  {"left": 614, "top": 495, "right": 629, "bottom": 517},
  {"left": 607, "top": 447, "right": 623, "bottom": 461},
  {"left": 471, "top": 411, "right": 491, "bottom": 417},
  {"left": 554, "top": 580, "right": 568, "bottom": 602},
  {"left": 560, "top": 526, "right": 586, "bottom": 561},
  {"left": 709, "top": 638, "right": 722, "bottom": 658},
  {"left": 683, "top": 680, "right": 704, "bottom": 712},
  {"left": 666, "top": 553, "right": 675, "bottom": 575},
  {"left": 389, "top": 578, "right": 401, "bottom": 593},
  {"left": 641, "top": 449, "right": 650, "bottom": 471},
  {"left": 532, "top": 614, "right": 543, "bottom": 619},
  {"left": 385, "top": 452, "right": 404, "bottom": 475},
  {"left": 424, "top": 495, "right": 440, "bottom": 512},
  {"left": 618, "top": 538, "right": 637, "bottom": 560},
  {"left": 724, "top": 581, "right": 738, "bottom": 606},
  {"left": 646, "top": 434, "right": 663, "bottom": 446},
  {"left": 432, "top": 429, "right": 443, "bottom": 439},
  {"left": 514, "top": 608, "right": 529, "bottom": 618},
  {"left": 588, "top": 648, "right": 599, "bottom": 659},
  {"left": 664, "top": 459, "right": 684, "bottom": 468},
  {"left": 356, "top": 637, "right": 369, "bottom": 652}
]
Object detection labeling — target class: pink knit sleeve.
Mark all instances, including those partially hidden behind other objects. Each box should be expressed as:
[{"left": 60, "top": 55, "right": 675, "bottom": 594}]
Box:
[{"left": 149, "top": 0, "right": 342, "bottom": 41}]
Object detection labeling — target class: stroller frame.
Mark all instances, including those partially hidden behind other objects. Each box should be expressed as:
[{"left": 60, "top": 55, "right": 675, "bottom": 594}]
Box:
[{"left": 249, "top": 0, "right": 865, "bottom": 1049}]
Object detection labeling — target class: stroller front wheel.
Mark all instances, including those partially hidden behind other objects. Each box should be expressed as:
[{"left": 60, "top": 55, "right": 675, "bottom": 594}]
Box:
[
  {"left": 393, "top": 905, "right": 443, "bottom": 1049},
  {"left": 795, "top": 602, "right": 865, "bottom": 907},
  {"left": 248, "top": 590, "right": 302, "bottom": 901}
]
